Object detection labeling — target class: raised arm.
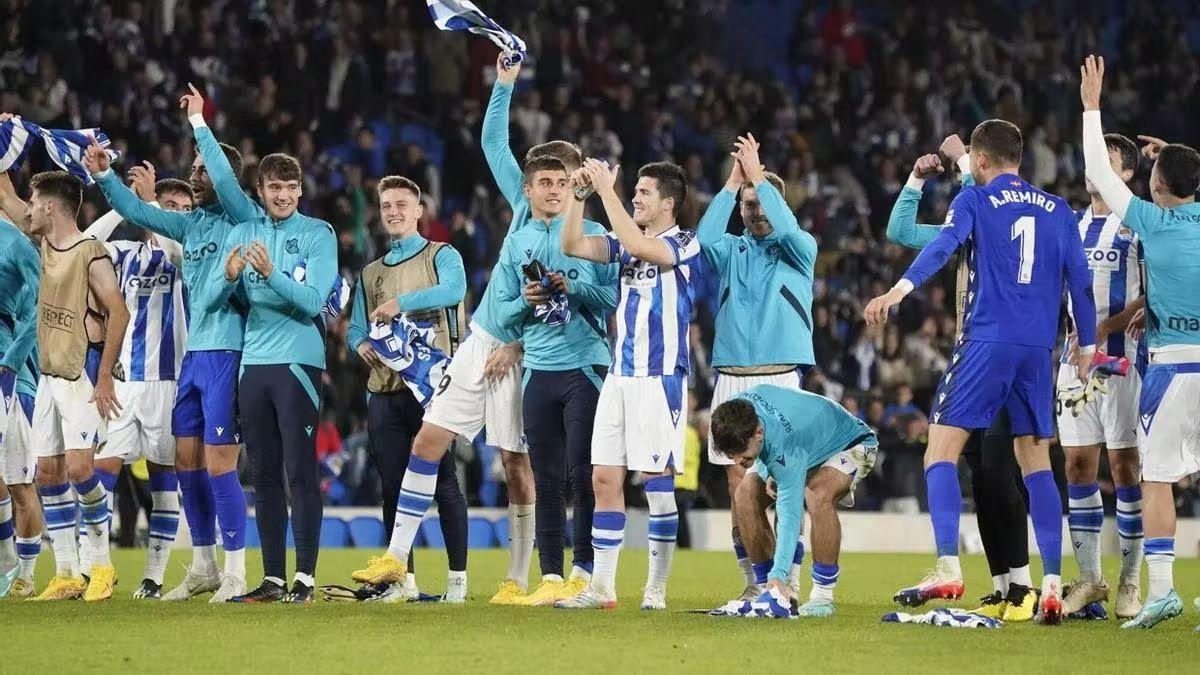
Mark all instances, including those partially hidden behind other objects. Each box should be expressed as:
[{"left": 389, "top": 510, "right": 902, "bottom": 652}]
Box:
[
  {"left": 0, "top": 241, "right": 40, "bottom": 374},
  {"left": 561, "top": 171, "right": 610, "bottom": 264},
  {"left": 566, "top": 230, "right": 620, "bottom": 313},
  {"left": 696, "top": 187, "right": 735, "bottom": 268},
  {"left": 88, "top": 255, "right": 130, "bottom": 421},
  {"left": 586, "top": 160, "right": 678, "bottom": 266},
  {"left": 0, "top": 172, "right": 28, "bottom": 232},
  {"left": 482, "top": 55, "right": 525, "bottom": 212},
  {"left": 1080, "top": 56, "right": 1134, "bottom": 222},
  {"left": 182, "top": 83, "right": 260, "bottom": 224},
  {"left": 86, "top": 143, "right": 189, "bottom": 242},
  {"left": 735, "top": 134, "right": 817, "bottom": 270},
  {"left": 886, "top": 154, "right": 950, "bottom": 249}
]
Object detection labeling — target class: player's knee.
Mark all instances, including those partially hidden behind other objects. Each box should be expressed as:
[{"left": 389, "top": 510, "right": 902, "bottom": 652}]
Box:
[
  {"left": 1064, "top": 449, "right": 1097, "bottom": 483},
  {"left": 725, "top": 464, "right": 746, "bottom": 499},
  {"left": 412, "top": 425, "right": 452, "bottom": 462},
  {"left": 1109, "top": 450, "right": 1141, "bottom": 486}
]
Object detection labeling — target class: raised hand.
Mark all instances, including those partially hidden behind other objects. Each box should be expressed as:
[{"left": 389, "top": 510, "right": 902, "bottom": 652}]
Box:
[
  {"left": 128, "top": 161, "right": 157, "bottom": 201},
  {"left": 1136, "top": 135, "right": 1168, "bottom": 161},
  {"left": 723, "top": 150, "right": 747, "bottom": 191},
  {"left": 179, "top": 82, "right": 205, "bottom": 118},
  {"left": 495, "top": 52, "right": 521, "bottom": 85},
  {"left": 912, "top": 153, "right": 944, "bottom": 179},
  {"left": 733, "top": 133, "right": 765, "bottom": 184},
  {"left": 1080, "top": 54, "right": 1104, "bottom": 111},
  {"left": 583, "top": 158, "right": 619, "bottom": 196},
  {"left": 939, "top": 134, "right": 967, "bottom": 162},
  {"left": 83, "top": 139, "right": 110, "bottom": 175}
]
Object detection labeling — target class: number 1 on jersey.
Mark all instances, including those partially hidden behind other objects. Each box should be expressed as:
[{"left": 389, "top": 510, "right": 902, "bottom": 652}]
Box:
[{"left": 1010, "top": 216, "right": 1035, "bottom": 284}]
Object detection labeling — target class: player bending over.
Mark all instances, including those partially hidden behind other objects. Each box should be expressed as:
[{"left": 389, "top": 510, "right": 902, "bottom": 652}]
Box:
[
  {"left": 709, "top": 385, "right": 877, "bottom": 617},
  {"left": 554, "top": 158, "right": 698, "bottom": 611},
  {"left": 1080, "top": 55, "right": 1200, "bottom": 629},
  {"left": 865, "top": 118, "right": 1096, "bottom": 624}
]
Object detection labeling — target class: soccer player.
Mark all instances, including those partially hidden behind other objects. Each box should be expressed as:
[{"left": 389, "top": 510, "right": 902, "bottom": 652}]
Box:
[
  {"left": 352, "top": 55, "right": 618, "bottom": 607},
  {"left": 85, "top": 166, "right": 193, "bottom": 599},
  {"left": 210, "top": 151, "right": 338, "bottom": 603},
  {"left": 1079, "top": 55, "right": 1200, "bottom": 629},
  {"left": 884, "top": 141, "right": 1037, "bottom": 620},
  {"left": 709, "top": 385, "right": 878, "bottom": 616},
  {"left": 0, "top": 207, "right": 42, "bottom": 599},
  {"left": 554, "top": 158, "right": 699, "bottom": 610},
  {"left": 865, "top": 118, "right": 1097, "bottom": 624},
  {"left": 347, "top": 175, "right": 470, "bottom": 603},
  {"left": 87, "top": 85, "right": 254, "bottom": 602},
  {"left": 695, "top": 133, "right": 816, "bottom": 601},
  {"left": 25, "top": 171, "right": 129, "bottom": 601},
  {"left": 1057, "top": 132, "right": 1146, "bottom": 619}
]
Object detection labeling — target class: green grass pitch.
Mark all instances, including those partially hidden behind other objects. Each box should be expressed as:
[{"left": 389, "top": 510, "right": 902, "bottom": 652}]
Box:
[{"left": 2, "top": 549, "right": 1196, "bottom": 673}]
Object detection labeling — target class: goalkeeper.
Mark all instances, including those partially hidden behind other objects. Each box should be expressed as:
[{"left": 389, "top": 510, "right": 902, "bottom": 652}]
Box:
[{"left": 709, "top": 385, "right": 878, "bottom": 618}]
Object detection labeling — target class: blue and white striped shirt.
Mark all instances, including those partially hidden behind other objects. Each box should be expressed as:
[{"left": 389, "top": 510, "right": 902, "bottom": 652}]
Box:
[
  {"left": 109, "top": 241, "right": 187, "bottom": 381},
  {"left": 607, "top": 226, "right": 702, "bottom": 377},
  {"left": 1065, "top": 209, "right": 1143, "bottom": 361}
]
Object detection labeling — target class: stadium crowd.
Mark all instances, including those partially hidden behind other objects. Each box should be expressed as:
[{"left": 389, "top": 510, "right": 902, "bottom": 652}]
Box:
[{"left": 2, "top": 0, "right": 1200, "bottom": 520}]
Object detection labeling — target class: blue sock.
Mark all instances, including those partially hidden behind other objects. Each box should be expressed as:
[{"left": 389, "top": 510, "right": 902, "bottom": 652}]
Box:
[
  {"left": 1145, "top": 537, "right": 1175, "bottom": 601},
  {"left": 94, "top": 468, "right": 118, "bottom": 493},
  {"left": 73, "top": 473, "right": 112, "bottom": 567},
  {"left": 811, "top": 562, "right": 839, "bottom": 601},
  {"left": 592, "top": 510, "right": 625, "bottom": 594},
  {"left": 40, "top": 483, "right": 79, "bottom": 577},
  {"left": 1023, "top": 470, "right": 1062, "bottom": 576},
  {"left": 145, "top": 471, "right": 181, "bottom": 584},
  {"left": 0, "top": 496, "right": 14, "bottom": 570},
  {"left": 752, "top": 561, "right": 771, "bottom": 585},
  {"left": 1115, "top": 485, "right": 1144, "bottom": 585},
  {"left": 177, "top": 468, "right": 217, "bottom": 547},
  {"left": 925, "top": 462, "right": 961, "bottom": 558},
  {"left": 385, "top": 456, "right": 439, "bottom": 563},
  {"left": 210, "top": 470, "right": 246, "bottom": 551},
  {"left": 644, "top": 475, "right": 677, "bottom": 589}
]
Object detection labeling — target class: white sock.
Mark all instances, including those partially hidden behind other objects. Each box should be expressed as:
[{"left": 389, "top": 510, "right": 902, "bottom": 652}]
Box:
[
  {"left": 40, "top": 484, "right": 79, "bottom": 578},
  {"left": 77, "top": 522, "right": 92, "bottom": 574},
  {"left": 1145, "top": 538, "right": 1174, "bottom": 602},
  {"left": 448, "top": 569, "right": 467, "bottom": 586},
  {"left": 16, "top": 535, "right": 40, "bottom": 582},
  {"left": 193, "top": 544, "right": 218, "bottom": 576},
  {"left": 1067, "top": 483, "right": 1103, "bottom": 583},
  {"left": 75, "top": 476, "right": 111, "bottom": 567},
  {"left": 1009, "top": 564, "right": 1032, "bottom": 588},
  {"left": 507, "top": 503, "right": 534, "bottom": 590},
  {"left": 294, "top": 571, "right": 314, "bottom": 588},
  {"left": 385, "top": 458, "right": 438, "bottom": 563},
  {"left": 569, "top": 565, "right": 592, "bottom": 582},
  {"left": 788, "top": 535, "right": 806, "bottom": 588},
  {"left": 591, "top": 511, "right": 625, "bottom": 597},
  {"left": 1042, "top": 573, "right": 1062, "bottom": 598},
  {"left": 264, "top": 575, "right": 286, "bottom": 588},
  {"left": 145, "top": 488, "right": 181, "bottom": 584},
  {"left": 0, "top": 496, "right": 15, "bottom": 571},
  {"left": 992, "top": 573, "right": 1009, "bottom": 595},
  {"left": 644, "top": 476, "right": 677, "bottom": 590},
  {"left": 224, "top": 547, "right": 246, "bottom": 579},
  {"left": 936, "top": 555, "right": 961, "bottom": 579},
  {"left": 1115, "top": 486, "right": 1144, "bottom": 586},
  {"left": 733, "top": 528, "right": 755, "bottom": 586}
]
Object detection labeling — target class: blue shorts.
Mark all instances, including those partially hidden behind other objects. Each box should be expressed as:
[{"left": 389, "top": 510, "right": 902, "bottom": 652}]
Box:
[
  {"left": 172, "top": 350, "right": 241, "bottom": 445},
  {"left": 931, "top": 340, "right": 1054, "bottom": 439}
]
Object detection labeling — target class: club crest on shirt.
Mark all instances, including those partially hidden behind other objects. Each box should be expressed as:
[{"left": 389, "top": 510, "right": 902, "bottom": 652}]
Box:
[
  {"left": 1116, "top": 226, "right": 1133, "bottom": 241},
  {"left": 285, "top": 238, "right": 300, "bottom": 255}
]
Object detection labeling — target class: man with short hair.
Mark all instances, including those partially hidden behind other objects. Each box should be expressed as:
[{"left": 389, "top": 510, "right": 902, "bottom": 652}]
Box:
[
  {"left": 696, "top": 133, "right": 816, "bottom": 601},
  {"left": 1079, "top": 55, "right": 1200, "bottom": 629},
  {"left": 26, "top": 170, "right": 130, "bottom": 601},
  {"left": 347, "top": 174, "right": 470, "bottom": 603},
  {"left": 211, "top": 151, "right": 338, "bottom": 603},
  {"left": 866, "top": 117, "right": 1097, "bottom": 624},
  {"left": 555, "top": 158, "right": 699, "bottom": 611},
  {"left": 87, "top": 84, "right": 256, "bottom": 602},
  {"left": 709, "top": 385, "right": 877, "bottom": 617},
  {"left": 84, "top": 167, "right": 193, "bottom": 599}
]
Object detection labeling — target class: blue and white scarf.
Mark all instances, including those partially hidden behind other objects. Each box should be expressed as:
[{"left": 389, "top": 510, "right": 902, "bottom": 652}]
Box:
[
  {"left": 0, "top": 116, "right": 119, "bottom": 185},
  {"left": 368, "top": 316, "right": 450, "bottom": 407},
  {"left": 427, "top": 0, "right": 527, "bottom": 67}
]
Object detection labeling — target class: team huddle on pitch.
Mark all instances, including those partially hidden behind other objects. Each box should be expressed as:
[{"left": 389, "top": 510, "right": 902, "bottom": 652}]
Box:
[{"left": 0, "top": 52, "right": 1196, "bottom": 628}]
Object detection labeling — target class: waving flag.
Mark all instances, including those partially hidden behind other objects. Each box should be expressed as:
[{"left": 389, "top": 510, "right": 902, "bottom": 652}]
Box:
[
  {"left": 0, "top": 116, "right": 119, "bottom": 185},
  {"left": 427, "top": 0, "right": 527, "bottom": 67},
  {"left": 368, "top": 316, "right": 450, "bottom": 407}
]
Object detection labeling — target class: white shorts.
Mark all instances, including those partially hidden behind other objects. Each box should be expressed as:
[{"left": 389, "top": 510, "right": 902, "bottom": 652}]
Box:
[
  {"left": 592, "top": 373, "right": 688, "bottom": 473},
  {"left": 1138, "top": 359, "right": 1200, "bottom": 483},
  {"left": 708, "top": 369, "right": 805, "bottom": 465},
  {"left": 100, "top": 380, "right": 176, "bottom": 465},
  {"left": 1, "top": 393, "right": 35, "bottom": 485},
  {"left": 424, "top": 324, "right": 525, "bottom": 452},
  {"left": 34, "top": 374, "right": 108, "bottom": 457},
  {"left": 754, "top": 442, "right": 879, "bottom": 507},
  {"left": 1055, "top": 360, "right": 1140, "bottom": 448}
]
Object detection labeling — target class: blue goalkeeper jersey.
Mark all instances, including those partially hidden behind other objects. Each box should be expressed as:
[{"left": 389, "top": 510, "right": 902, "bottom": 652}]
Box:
[
  {"left": 737, "top": 385, "right": 875, "bottom": 582},
  {"left": 901, "top": 174, "right": 1096, "bottom": 350},
  {"left": 94, "top": 124, "right": 262, "bottom": 353},
  {"left": 696, "top": 182, "right": 817, "bottom": 369},
  {"left": 1121, "top": 198, "right": 1200, "bottom": 350},
  {"left": 0, "top": 220, "right": 39, "bottom": 396}
]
